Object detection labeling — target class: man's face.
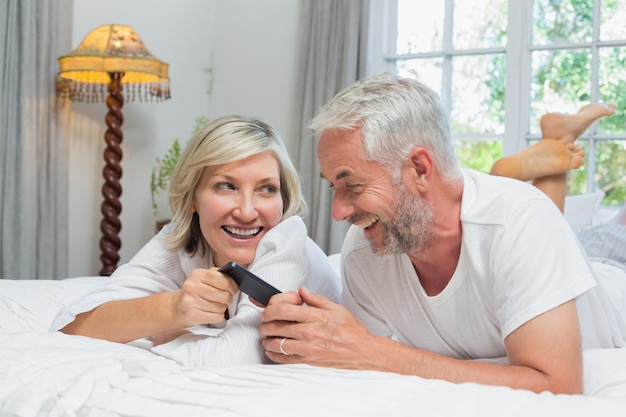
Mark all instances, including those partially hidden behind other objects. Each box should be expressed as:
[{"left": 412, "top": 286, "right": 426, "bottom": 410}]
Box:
[{"left": 317, "top": 128, "right": 434, "bottom": 256}]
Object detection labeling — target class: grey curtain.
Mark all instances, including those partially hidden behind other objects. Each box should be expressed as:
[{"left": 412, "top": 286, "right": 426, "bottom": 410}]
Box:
[
  {"left": 0, "top": 0, "right": 73, "bottom": 279},
  {"left": 296, "top": 0, "right": 370, "bottom": 255}
]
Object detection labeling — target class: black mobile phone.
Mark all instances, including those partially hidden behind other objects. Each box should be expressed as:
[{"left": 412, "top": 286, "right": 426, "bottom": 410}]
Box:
[{"left": 218, "top": 262, "right": 281, "bottom": 306}]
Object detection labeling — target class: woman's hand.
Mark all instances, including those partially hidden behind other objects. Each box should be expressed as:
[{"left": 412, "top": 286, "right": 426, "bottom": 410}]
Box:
[{"left": 172, "top": 267, "right": 239, "bottom": 327}]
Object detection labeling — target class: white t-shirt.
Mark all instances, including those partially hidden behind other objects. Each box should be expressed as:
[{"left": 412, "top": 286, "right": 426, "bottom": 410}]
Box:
[
  {"left": 51, "top": 216, "right": 341, "bottom": 367},
  {"left": 341, "top": 169, "right": 626, "bottom": 360}
]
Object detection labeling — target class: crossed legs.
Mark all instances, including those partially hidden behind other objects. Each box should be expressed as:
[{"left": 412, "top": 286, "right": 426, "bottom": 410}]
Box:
[{"left": 490, "top": 104, "right": 616, "bottom": 212}]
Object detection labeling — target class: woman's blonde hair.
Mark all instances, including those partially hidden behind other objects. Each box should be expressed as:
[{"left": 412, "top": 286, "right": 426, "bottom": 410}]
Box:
[{"left": 164, "top": 115, "right": 306, "bottom": 256}]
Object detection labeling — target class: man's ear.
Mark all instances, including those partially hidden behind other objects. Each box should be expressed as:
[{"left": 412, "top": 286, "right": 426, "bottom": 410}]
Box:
[{"left": 407, "top": 147, "right": 434, "bottom": 191}]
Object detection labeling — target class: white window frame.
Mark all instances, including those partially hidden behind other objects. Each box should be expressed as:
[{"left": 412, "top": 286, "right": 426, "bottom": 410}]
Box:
[{"left": 369, "top": 0, "right": 626, "bottom": 196}]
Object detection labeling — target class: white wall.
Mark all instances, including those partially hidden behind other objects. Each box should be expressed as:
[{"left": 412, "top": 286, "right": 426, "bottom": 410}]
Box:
[
  {"left": 68, "top": 0, "right": 303, "bottom": 276},
  {"left": 211, "top": 0, "right": 302, "bottom": 153}
]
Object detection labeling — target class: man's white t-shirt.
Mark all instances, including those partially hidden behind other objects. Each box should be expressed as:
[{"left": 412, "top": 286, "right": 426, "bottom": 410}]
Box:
[{"left": 341, "top": 169, "right": 626, "bottom": 360}]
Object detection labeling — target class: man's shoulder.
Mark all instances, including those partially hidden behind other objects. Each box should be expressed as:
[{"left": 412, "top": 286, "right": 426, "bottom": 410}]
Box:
[
  {"left": 461, "top": 169, "right": 555, "bottom": 223},
  {"left": 463, "top": 168, "right": 543, "bottom": 194}
]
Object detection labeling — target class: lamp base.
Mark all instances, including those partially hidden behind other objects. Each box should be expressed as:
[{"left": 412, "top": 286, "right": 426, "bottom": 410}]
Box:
[{"left": 99, "top": 72, "right": 124, "bottom": 276}]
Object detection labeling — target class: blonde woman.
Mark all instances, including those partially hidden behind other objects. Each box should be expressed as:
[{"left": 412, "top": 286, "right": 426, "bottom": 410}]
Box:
[{"left": 52, "top": 115, "right": 340, "bottom": 367}]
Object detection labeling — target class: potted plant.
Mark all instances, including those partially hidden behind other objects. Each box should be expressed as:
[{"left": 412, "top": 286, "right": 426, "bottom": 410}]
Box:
[{"left": 151, "top": 116, "right": 209, "bottom": 230}]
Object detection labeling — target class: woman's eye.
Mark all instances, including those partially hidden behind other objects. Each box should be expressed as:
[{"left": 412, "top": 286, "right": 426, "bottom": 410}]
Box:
[
  {"left": 216, "top": 182, "right": 236, "bottom": 191},
  {"left": 259, "top": 184, "right": 278, "bottom": 194}
]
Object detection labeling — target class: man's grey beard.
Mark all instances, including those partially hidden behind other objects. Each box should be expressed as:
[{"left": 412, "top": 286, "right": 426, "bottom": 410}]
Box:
[{"left": 372, "top": 182, "right": 435, "bottom": 257}]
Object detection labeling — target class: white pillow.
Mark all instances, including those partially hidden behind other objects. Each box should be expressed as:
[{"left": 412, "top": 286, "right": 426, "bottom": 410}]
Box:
[{"left": 563, "top": 191, "right": 605, "bottom": 234}]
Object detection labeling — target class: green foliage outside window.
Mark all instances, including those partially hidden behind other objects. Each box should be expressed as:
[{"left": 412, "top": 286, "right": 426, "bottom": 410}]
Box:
[
  {"left": 455, "top": 140, "right": 502, "bottom": 173},
  {"left": 477, "top": 0, "right": 626, "bottom": 206}
]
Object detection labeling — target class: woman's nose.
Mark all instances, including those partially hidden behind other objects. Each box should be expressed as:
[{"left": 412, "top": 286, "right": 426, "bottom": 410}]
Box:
[{"left": 233, "top": 193, "right": 258, "bottom": 220}]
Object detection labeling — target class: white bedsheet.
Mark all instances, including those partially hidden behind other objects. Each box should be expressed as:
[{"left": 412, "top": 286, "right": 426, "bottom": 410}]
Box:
[{"left": 1, "top": 276, "right": 626, "bottom": 417}]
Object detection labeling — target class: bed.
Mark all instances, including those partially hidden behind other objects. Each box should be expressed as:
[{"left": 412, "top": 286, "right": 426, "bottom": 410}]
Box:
[
  {"left": 2, "top": 275, "right": 626, "bottom": 415},
  {"left": 2, "top": 199, "right": 626, "bottom": 417}
]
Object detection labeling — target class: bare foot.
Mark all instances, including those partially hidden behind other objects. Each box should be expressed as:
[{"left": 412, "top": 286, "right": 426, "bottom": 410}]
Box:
[
  {"left": 490, "top": 140, "right": 585, "bottom": 181},
  {"left": 540, "top": 103, "right": 616, "bottom": 143}
]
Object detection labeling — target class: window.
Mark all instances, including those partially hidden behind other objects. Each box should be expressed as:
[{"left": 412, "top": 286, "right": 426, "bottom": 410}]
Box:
[{"left": 370, "top": 0, "right": 626, "bottom": 206}]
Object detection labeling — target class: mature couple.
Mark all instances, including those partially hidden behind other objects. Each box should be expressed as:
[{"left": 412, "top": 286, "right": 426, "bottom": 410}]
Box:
[{"left": 53, "top": 73, "right": 626, "bottom": 395}]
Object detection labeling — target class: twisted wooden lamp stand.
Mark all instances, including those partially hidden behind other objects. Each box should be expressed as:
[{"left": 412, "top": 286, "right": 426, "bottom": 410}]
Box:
[{"left": 99, "top": 72, "right": 124, "bottom": 276}]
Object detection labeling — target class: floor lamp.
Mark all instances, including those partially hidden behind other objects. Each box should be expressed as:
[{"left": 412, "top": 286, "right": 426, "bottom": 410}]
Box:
[{"left": 56, "top": 24, "right": 171, "bottom": 276}]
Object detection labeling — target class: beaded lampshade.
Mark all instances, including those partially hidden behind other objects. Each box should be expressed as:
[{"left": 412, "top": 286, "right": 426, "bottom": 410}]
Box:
[{"left": 57, "top": 24, "right": 170, "bottom": 102}]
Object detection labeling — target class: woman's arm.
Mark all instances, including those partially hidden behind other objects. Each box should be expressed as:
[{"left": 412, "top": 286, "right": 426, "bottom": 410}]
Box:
[{"left": 60, "top": 267, "right": 238, "bottom": 343}]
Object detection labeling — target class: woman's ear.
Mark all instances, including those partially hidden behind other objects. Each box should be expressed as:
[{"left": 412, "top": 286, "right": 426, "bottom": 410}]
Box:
[{"left": 407, "top": 147, "right": 434, "bottom": 190}]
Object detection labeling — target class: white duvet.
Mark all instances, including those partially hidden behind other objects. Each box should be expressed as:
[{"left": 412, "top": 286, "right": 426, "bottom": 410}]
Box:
[{"left": 1, "top": 277, "right": 626, "bottom": 417}]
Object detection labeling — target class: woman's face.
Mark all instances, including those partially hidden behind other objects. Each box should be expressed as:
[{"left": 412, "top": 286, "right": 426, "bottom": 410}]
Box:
[{"left": 194, "top": 151, "right": 284, "bottom": 268}]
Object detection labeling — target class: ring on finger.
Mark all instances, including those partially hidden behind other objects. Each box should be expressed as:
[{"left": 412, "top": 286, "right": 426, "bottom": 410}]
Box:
[{"left": 279, "top": 337, "right": 291, "bottom": 356}]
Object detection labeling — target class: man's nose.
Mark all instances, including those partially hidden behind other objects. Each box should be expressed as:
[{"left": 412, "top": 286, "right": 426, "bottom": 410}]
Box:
[{"left": 331, "top": 191, "right": 353, "bottom": 221}]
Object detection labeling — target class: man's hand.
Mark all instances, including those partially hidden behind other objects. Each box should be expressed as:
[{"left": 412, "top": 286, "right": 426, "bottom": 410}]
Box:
[{"left": 259, "top": 287, "right": 376, "bottom": 368}]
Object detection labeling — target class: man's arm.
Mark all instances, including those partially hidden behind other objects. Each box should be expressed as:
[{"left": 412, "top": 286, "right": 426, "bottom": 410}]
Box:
[{"left": 260, "top": 289, "right": 582, "bottom": 394}]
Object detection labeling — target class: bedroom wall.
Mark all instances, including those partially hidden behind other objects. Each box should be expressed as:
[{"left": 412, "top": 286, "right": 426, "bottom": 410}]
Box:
[{"left": 68, "top": 0, "right": 303, "bottom": 277}]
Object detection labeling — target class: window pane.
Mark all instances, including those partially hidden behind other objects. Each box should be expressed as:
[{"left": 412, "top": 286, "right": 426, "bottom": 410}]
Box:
[
  {"left": 396, "top": 0, "right": 444, "bottom": 53},
  {"left": 601, "top": 0, "right": 626, "bottom": 41},
  {"left": 451, "top": 55, "right": 505, "bottom": 135},
  {"left": 396, "top": 58, "right": 443, "bottom": 96},
  {"left": 599, "top": 46, "right": 626, "bottom": 134},
  {"left": 387, "top": 0, "right": 626, "bottom": 208},
  {"left": 529, "top": 49, "right": 592, "bottom": 134},
  {"left": 596, "top": 140, "right": 626, "bottom": 204},
  {"left": 454, "top": 139, "right": 502, "bottom": 173},
  {"left": 453, "top": 0, "right": 507, "bottom": 49},
  {"left": 533, "top": 0, "right": 593, "bottom": 44}
]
